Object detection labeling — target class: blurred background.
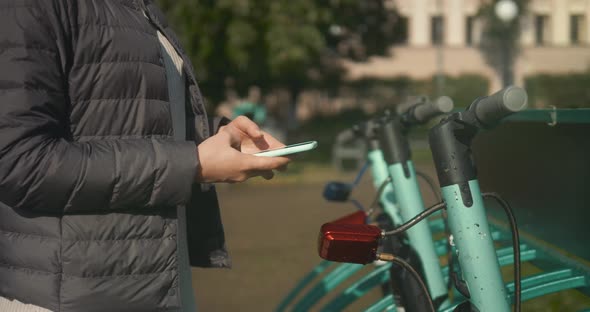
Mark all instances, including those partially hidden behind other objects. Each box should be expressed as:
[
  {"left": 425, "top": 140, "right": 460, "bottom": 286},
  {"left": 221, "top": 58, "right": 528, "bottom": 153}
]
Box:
[{"left": 155, "top": 0, "right": 590, "bottom": 310}]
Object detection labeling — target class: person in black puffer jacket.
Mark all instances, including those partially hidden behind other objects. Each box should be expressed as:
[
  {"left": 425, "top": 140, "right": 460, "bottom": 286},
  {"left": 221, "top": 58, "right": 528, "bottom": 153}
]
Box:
[{"left": 0, "top": 1, "right": 290, "bottom": 311}]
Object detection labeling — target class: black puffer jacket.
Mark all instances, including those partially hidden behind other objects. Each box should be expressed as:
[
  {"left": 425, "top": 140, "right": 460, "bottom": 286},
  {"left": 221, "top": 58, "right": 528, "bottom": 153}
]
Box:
[{"left": 0, "top": 1, "right": 229, "bottom": 311}]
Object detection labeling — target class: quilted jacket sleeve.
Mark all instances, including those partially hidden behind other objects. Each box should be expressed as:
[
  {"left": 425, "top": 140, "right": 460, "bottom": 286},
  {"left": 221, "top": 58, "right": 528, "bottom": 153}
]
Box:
[
  {"left": 209, "top": 116, "right": 232, "bottom": 135},
  {"left": 0, "top": 3, "right": 198, "bottom": 213}
]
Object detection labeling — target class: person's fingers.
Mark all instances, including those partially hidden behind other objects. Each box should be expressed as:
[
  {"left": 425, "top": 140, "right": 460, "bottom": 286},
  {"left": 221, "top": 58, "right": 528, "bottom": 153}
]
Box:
[
  {"left": 243, "top": 169, "right": 274, "bottom": 181},
  {"left": 242, "top": 154, "right": 291, "bottom": 171},
  {"left": 220, "top": 125, "right": 244, "bottom": 148},
  {"left": 260, "top": 131, "right": 286, "bottom": 149},
  {"left": 276, "top": 164, "right": 289, "bottom": 172},
  {"left": 231, "top": 116, "right": 263, "bottom": 139},
  {"left": 259, "top": 170, "right": 275, "bottom": 180}
]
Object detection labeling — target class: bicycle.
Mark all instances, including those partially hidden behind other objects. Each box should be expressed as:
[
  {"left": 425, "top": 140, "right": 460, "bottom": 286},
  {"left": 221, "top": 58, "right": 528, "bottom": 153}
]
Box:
[
  {"left": 277, "top": 96, "right": 455, "bottom": 312},
  {"left": 318, "top": 86, "right": 590, "bottom": 312}
]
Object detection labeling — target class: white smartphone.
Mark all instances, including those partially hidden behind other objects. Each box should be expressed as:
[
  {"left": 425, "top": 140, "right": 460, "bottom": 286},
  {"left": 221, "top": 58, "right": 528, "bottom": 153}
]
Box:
[{"left": 254, "top": 141, "right": 318, "bottom": 157}]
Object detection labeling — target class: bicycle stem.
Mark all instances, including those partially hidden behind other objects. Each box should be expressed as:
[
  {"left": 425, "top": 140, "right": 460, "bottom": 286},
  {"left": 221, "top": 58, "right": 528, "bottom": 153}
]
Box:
[
  {"left": 379, "top": 115, "right": 449, "bottom": 305},
  {"left": 367, "top": 149, "right": 403, "bottom": 225},
  {"left": 429, "top": 110, "right": 510, "bottom": 312},
  {"left": 353, "top": 118, "right": 404, "bottom": 225}
]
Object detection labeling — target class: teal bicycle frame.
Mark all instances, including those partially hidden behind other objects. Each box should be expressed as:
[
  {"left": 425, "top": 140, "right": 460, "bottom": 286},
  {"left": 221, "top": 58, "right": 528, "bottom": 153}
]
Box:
[
  {"left": 441, "top": 181, "right": 509, "bottom": 311},
  {"left": 387, "top": 161, "right": 447, "bottom": 301},
  {"left": 423, "top": 96, "right": 520, "bottom": 311},
  {"left": 278, "top": 114, "right": 452, "bottom": 311},
  {"left": 378, "top": 115, "right": 448, "bottom": 305},
  {"left": 367, "top": 149, "right": 402, "bottom": 226},
  {"left": 279, "top": 144, "right": 409, "bottom": 312}
]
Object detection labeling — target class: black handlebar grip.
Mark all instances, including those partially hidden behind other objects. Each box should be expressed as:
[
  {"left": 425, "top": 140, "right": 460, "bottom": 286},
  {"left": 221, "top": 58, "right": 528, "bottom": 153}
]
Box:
[
  {"left": 471, "top": 86, "right": 528, "bottom": 126},
  {"left": 411, "top": 96, "right": 454, "bottom": 123},
  {"left": 396, "top": 96, "right": 429, "bottom": 115}
]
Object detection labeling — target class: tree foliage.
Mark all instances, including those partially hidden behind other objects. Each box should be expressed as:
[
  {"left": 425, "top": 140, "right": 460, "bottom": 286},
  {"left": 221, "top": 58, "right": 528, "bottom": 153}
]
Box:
[
  {"left": 478, "top": 0, "right": 529, "bottom": 86},
  {"left": 156, "top": 0, "right": 398, "bottom": 104}
]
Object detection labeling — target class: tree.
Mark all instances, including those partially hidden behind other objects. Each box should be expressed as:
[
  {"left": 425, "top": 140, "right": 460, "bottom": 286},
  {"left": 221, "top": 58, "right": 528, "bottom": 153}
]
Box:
[
  {"left": 477, "top": 0, "right": 529, "bottom": 88},
  {"left": 156, "top": 0, "right": 399, "bottom": 106}
]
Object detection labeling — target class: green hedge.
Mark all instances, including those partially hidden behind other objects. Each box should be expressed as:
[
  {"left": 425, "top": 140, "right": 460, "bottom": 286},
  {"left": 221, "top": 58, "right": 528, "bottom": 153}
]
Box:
[
  {"left": 525, "top": 72, "right": 590, "bottom": 108},
  {"left": 291, "top": 109, "right": 370, "bottom": 163},
  {"left": 410, "top": 74, "right": 489, "bottom": 108},
  {"left": 337, "top": 73, "right": 489, "bottom": 108},
  {"left": 291, "top": 74, "right": 490, "bottom": 163}
]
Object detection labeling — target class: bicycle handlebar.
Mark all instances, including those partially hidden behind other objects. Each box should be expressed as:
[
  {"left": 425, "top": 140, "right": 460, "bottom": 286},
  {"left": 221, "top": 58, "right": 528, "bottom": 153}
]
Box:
[
  {"left": 396, "top": 96, "right": 428, "bottom": 116},
  {"left": 401, "top": 96, "right": 454, "bottom": 126},
  {"left": 411, "top": 96, "right": 454, "bottom": 123},
  {"left": 336, "top": 118, "right": 382, "bottom": 144},
  {"left": 336, "top": 94, "right": 455, "bottom": 144},
  {"left": 469, "top": 86, "right": 528, "bottom": 126}
]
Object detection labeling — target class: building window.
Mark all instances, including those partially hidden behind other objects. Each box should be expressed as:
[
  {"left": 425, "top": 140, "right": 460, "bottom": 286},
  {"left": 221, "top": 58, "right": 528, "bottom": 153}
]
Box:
[
  {"left": 466, "top": 16, "right": 475, "bottom": 46},
  {"left": 570, "top": 15, "right": 584, "bottom": 45},
  {"left": 393, "top": 16, "right": 409, "bottom": 45},
  {"left": 535, "top": 15, "right": 548, "bottom": 46},
  {"left": 431, "top": 16, "right": 444, "bottom": 45}
]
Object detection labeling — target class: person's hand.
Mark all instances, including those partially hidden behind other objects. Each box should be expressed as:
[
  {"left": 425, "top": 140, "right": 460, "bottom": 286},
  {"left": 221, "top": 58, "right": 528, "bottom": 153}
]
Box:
[
  {"left": 219, "top": 116, "right": 286, "bottom": 154},
  {"left": 196, "top": 116, "right": 291, "bottom": 183}
]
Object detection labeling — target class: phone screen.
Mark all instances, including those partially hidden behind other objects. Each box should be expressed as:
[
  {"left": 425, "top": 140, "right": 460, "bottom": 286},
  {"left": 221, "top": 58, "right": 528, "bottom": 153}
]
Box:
[
  {"left": 262, "top": 141, "right": 314, "bottom": 152},
  {"left": 254, "top": 141, "right": 317, "bottom": 157}
]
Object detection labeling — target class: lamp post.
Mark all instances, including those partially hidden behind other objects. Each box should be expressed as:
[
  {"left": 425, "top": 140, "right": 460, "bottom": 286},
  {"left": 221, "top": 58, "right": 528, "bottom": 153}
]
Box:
[
  {"left": 494, "top": 0, "right": 519, "bottom": 87},
  {"left": 435, "top": 0, "right": 445, "bottom": 96},
  {"left": 495, "top": 0, "right": 518, "bottom": 23}
]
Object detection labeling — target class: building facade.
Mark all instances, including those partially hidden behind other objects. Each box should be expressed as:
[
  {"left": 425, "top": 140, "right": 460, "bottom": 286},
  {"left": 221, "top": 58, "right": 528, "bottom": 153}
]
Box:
[{"left": 344, "top": 0, "right": 590, "bottom": 99}]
